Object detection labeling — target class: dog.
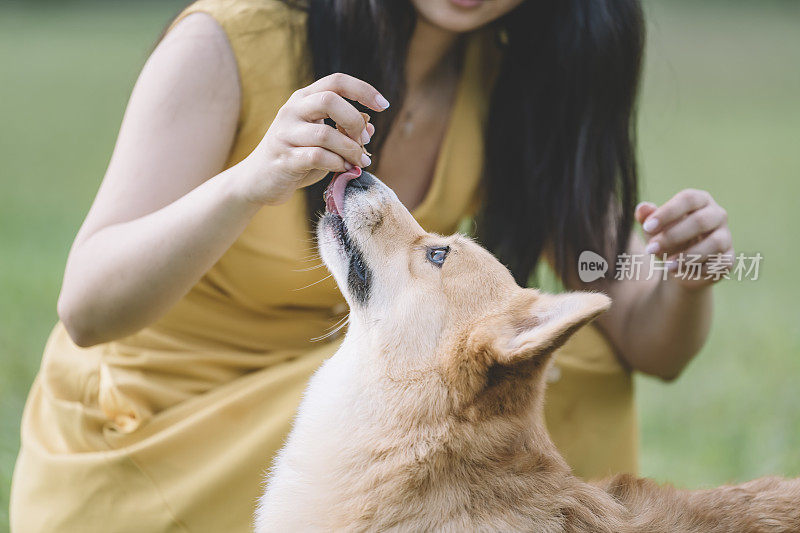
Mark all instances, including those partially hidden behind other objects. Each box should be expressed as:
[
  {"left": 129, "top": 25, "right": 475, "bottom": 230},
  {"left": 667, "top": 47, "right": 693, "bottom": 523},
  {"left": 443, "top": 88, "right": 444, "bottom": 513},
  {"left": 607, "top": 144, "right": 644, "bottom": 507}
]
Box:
[{"left": 256, "top": 168, "right": 800, "bottom": 532}]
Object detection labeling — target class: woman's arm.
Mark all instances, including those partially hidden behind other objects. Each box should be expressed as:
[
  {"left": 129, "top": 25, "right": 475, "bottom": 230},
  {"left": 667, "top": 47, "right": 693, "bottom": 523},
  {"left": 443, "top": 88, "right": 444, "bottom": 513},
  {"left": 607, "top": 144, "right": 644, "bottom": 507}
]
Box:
[
  {"left": 58, "top": 13, "right": 386, "bottom": 347},
  {"left": 594, "top": 234, "right": 713, "bottom": 380},
  {"left": 581, "top": 190, "right": 732, "bottom": 380}
]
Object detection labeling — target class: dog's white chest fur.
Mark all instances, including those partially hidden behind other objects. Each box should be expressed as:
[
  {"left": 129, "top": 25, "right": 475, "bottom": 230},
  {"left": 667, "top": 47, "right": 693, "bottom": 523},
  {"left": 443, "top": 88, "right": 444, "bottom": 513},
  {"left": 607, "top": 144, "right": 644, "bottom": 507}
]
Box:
[{"left": 256, "top": 335, "right": 380, "bottom": 530}]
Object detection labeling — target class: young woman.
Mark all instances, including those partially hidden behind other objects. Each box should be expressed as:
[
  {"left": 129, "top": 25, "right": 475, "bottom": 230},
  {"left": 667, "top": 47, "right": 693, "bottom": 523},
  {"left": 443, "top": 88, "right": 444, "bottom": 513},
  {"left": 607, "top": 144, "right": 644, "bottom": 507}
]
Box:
[{"left": 11, "top": 0, "right": 733, "bottom": 530}]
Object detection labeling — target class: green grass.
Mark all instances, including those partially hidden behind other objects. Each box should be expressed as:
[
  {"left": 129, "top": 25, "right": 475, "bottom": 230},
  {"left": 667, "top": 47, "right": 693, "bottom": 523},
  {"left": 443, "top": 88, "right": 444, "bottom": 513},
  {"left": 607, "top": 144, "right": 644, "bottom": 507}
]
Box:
[
  {"left": 0, "top": 2, "right": 187, "bottom": 527},
  {"left": 635, "top": 1, "right": 800, "bottom": 488},
  {"left": 1, "top": 0, "right": 799, "bottom": 527}
]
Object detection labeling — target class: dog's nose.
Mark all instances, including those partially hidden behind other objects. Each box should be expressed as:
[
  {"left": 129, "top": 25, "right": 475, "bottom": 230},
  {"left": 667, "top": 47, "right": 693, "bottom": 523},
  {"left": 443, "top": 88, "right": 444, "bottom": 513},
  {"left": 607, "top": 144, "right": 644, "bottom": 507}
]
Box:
[{"left": 347, "top": 171, "right": 376, "bottom": 191}]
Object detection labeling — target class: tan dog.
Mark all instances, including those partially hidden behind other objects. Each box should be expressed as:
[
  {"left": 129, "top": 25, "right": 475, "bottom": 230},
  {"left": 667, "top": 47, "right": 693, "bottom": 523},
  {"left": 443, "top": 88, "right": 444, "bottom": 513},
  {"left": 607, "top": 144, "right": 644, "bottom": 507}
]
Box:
[{"left": 256, "top": 169, "right": 800, "bottom": 532}]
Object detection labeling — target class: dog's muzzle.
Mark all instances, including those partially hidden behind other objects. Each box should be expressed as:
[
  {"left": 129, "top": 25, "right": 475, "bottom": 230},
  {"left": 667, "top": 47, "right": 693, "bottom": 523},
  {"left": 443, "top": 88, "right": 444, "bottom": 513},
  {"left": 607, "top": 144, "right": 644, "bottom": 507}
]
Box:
[
  {"left": 323, "top": 167, "right": 377, "bottom": 216},
  {"left": 320, "top": 169, "right": 378, "bottom": 305}
]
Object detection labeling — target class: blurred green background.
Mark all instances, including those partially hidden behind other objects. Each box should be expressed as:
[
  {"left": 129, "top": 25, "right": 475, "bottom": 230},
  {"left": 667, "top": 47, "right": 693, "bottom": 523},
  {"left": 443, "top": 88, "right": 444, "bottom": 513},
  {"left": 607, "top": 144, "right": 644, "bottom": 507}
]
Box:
[{"left": 1, "top": 0, "right": 798, "bottom": 528}]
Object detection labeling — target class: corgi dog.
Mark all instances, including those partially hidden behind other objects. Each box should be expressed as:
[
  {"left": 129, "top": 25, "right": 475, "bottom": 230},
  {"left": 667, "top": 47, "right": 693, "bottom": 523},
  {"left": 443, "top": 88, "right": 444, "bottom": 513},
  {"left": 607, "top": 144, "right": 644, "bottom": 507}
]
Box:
[{"left": 256, "top": 169, "right": 800, "bottom": 532}]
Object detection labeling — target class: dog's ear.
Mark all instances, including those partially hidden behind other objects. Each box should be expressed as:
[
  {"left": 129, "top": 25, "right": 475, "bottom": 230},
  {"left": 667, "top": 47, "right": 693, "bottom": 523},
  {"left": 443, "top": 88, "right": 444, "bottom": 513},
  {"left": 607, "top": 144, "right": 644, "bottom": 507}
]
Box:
[
  {"left": 486, "top": 290, "right": 612, "bottom": 366},
  {"left": 449, "top": 290, "right": 611, "bottom": 401}
]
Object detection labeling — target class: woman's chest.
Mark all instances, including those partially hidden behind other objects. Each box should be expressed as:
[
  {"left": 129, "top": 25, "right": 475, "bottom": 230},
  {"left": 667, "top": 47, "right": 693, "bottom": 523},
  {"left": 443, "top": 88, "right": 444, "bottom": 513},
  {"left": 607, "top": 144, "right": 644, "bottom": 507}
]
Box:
[
  {"left": 376, "top": 69, "right": 460, "bottom": 211},
  {"left": 376, "top": 107, "right": 451, "bottom": 211}
]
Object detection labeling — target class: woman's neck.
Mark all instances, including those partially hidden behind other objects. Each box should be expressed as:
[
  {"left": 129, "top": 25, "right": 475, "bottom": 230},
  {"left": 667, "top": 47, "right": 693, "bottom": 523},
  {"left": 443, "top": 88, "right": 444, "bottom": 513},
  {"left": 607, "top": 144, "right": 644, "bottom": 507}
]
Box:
[{"left": 405, "top": 17, "right": 460, "bottom": 90}]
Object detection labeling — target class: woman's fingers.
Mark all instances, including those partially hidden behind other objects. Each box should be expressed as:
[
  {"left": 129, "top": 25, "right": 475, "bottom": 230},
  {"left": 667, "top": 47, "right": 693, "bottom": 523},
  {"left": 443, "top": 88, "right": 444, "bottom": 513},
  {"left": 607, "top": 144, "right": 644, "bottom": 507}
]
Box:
[
  {"left": 291, "top": 146, "right": 350, "bottom": 174},
  {"left": 636, "top": 188, "right": 734, "bottom": 287},
  {"left": 298, "top": 90, "right": 370, "bottom": 143},
  {"left": 650, "top": 204, "right": 728, "bottom": 255},
  {"left": 301, "top": 73, "right": 390, "bottom": 112},
  {"left": 641, "top": 189, "right": 711, "bottom": 234},
  {"left": 635, "top": 201, "right": 657, "bottom": 227},
  {"left": 673, "top": 228, "right": 734, "bottom": 263},
  {"left": 288, "top": 124, "right": 368, "bottom": 167},
  {"left": 245, "top": 74, "right": 385, "bottom": 205}
]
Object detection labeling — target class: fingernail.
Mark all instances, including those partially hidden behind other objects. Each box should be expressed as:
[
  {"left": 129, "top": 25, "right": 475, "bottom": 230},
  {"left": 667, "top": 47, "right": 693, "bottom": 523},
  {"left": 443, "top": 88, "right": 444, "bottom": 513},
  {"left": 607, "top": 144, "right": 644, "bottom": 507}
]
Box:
[
  {"left": 635, "top": 202, "right": 647, "bottom": 211},
  {"left": 643, "top": 218, "right": 659, "bottom": 233},
  {"left": 344, "top": 162, "right": 353, "bottom": 170},
  {"left": 374, "top": 94, "right": 390, "bottom": 109},
  {"left": 645, "top": 241, "right": 660, "bottom": 255},
  {"left": 360, "top": 129, "right": 370, "bottom": 145},
  {"left": 361, "top": 154, "right": 372, "bottom": 167}
]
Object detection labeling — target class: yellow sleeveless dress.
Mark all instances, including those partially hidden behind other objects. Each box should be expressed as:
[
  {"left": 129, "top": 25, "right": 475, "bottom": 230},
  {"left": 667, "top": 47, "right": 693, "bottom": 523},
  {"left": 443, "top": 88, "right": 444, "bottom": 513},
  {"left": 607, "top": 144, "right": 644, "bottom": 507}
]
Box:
[{"left": 10, "top": 1, "right": 636, "bottom": 531}]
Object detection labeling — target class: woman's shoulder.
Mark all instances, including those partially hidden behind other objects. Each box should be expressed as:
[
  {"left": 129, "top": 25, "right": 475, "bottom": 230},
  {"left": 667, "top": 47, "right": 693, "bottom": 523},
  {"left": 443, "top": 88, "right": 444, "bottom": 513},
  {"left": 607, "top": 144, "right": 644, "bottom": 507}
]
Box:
[
  {"left": 169, "top": 0, "right": 310, "bottom": 102},
  {"left": 170, "top": 0, "right": 306, "bottom": 47},
  {"left": 166, "top": 1, "right": 311, "bottom": 163}
]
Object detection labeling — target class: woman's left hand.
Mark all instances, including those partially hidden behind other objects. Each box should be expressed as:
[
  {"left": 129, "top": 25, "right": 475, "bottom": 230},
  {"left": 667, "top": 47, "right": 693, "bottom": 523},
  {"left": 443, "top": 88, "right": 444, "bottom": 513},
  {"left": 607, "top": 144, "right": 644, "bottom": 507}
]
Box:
[{"left": 636, "top": 189, "right": 734, "bottom": 290}]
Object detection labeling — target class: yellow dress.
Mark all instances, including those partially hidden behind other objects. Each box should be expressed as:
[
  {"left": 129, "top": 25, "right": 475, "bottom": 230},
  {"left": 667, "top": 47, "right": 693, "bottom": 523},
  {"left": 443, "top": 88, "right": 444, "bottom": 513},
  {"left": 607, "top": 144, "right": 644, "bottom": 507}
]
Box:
[{"left": 10, "top": 1, "right": 636, "bottom": 531}]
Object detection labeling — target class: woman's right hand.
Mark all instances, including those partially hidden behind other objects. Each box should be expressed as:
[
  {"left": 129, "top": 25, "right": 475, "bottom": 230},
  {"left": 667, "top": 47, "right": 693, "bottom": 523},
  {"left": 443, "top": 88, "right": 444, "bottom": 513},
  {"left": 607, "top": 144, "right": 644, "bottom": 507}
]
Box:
[{"left": 237, "top": 73, "right": 390, "bottom": 206}]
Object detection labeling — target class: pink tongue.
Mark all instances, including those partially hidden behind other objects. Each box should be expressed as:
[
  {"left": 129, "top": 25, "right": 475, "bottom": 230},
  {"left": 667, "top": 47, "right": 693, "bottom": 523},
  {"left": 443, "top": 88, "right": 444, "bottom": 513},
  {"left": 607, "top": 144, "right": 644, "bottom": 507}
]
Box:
[{"left": 325, "top": 167, "right": 361, "bottom": 215}]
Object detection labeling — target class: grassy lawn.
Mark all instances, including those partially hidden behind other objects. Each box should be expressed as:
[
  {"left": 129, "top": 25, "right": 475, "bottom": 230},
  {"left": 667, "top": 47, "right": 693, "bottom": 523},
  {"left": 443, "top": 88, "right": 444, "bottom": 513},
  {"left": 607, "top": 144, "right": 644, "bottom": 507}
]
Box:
[
  {"left": 0, "top": 2, "right": 188, "bottom": 526},
  {"left": 635, "top": 1, "right": 800, "bottom": 487},
  {"left": 1, "top": 0, "right": 798, "bottom": 527}
]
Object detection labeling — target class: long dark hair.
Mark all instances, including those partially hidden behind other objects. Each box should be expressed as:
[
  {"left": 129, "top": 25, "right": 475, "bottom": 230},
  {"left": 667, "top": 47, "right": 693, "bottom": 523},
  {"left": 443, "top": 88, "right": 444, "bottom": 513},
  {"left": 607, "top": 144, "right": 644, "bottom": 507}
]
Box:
[{"left": 290, "top": 0, "right": 644, "bottom": 285}]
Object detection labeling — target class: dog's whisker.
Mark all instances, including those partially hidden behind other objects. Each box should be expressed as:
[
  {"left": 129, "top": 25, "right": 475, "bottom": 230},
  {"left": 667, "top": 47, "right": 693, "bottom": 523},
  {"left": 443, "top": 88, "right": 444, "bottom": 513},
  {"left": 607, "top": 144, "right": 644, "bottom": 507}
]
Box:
[
  {"left": 309, "top": 314, "right": 350, "bottom": 342},
  {"left": 296, "top": 245, "right": 324, "bottom": 253},
  {"left": 291, "top": 273, "right": 333, "bottom": 291},
  {"left": 292, "top": 263, "right": 327, "bottom": 272},
  {"left": 296, "top": 253, "right": 324, "bottom": 262}
]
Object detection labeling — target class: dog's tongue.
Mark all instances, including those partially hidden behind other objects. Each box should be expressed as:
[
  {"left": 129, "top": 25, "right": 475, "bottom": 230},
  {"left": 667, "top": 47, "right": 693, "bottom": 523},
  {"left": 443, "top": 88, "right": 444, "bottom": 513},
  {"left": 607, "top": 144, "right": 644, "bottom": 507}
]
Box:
[{"left": 324, "top": 167, "right": 361, "bottom": 215}]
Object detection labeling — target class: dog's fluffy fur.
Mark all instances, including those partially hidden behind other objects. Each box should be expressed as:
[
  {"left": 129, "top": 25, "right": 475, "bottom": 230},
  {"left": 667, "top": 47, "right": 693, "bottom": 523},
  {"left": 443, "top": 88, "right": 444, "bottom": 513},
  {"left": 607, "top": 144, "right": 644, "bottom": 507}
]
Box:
[{"left": 256, "top": 172, "right": 800, "bottom": 532}]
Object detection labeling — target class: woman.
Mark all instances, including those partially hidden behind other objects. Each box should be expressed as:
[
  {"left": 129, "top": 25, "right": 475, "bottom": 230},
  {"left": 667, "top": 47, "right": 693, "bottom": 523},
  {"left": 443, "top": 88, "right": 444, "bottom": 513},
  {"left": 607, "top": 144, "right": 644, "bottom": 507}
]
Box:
[{"left": 11, "top": 0, "right": 734, "bottom": 530}]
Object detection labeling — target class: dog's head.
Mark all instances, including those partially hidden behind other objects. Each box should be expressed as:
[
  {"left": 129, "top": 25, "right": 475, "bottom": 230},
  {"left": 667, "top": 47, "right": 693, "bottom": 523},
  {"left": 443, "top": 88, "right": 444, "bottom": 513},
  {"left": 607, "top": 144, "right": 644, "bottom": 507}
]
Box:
[{"left": 318, "top": 169, "right": 610, "bottom": 416}]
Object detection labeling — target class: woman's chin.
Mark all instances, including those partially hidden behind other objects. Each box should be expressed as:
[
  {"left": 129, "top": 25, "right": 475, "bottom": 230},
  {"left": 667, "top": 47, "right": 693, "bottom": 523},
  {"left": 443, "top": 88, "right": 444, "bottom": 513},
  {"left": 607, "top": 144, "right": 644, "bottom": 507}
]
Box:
[{"left": 412, "top": 0, "right": 524, "bottom": 34}]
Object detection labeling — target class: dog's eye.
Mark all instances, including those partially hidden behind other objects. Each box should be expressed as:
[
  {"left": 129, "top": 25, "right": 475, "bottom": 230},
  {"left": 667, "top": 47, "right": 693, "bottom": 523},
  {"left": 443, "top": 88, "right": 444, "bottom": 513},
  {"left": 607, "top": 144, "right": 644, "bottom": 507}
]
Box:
[{"left": 426, "top": 246, "right": 449, "bottom": 267}]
